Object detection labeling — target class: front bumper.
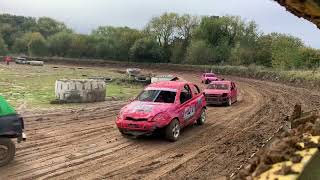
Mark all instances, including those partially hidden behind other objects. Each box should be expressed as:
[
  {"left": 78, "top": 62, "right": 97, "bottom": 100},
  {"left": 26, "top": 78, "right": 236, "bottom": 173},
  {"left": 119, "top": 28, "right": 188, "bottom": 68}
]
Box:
[
  {"left": 116, "top": 119, "right": 165, "bottom": 135},
  {"left": 205, "top": 96, "right": 228, "bottom": 105}
]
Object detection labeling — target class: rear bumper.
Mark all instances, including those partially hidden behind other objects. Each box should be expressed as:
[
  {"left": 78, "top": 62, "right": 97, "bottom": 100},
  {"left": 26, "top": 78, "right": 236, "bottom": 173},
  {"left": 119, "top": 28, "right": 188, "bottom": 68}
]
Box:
[{"left": 205, "top": 96, "right": 228, "bottom": 105}]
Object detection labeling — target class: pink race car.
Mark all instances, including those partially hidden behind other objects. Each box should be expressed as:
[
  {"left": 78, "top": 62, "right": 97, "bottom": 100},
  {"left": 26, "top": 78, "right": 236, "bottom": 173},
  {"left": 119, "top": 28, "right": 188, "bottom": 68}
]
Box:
[
  {"left": 204, "top": 80, "right": 238, "bottom": 106},
  {"left": 116, "top": 81, "right": 206, "bottom": 141},
  {"left": 201, "top": 73, "right": 219, "bottom": 84}
]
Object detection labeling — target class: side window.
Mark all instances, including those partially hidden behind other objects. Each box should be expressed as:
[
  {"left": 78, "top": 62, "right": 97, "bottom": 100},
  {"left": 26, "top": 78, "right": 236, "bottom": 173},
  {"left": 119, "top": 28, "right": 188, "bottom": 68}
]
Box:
[
  {"left": 180, "top": 85, "right": 192, "bottom": 104},
  {"left": 191, "top": 84, "right": 200, "bottom": 95}
]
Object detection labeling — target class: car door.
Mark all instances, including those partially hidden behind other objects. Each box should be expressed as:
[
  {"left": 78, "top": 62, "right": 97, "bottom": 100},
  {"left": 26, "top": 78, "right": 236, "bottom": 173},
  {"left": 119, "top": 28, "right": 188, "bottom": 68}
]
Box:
[
  {"left": 177, "top": 84, "right": 196, "bottom": 127},
  {"left": 190, "top": 84, "right": 203, "bottom": 120}
]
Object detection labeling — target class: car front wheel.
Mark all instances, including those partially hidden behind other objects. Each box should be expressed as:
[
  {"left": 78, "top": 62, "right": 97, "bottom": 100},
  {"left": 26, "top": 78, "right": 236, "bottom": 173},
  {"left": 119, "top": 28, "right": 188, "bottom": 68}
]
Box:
[
  {"left": 0, "top": 138, "right": 16, "bottom": 167},
  {"left": 226, "top": 98, "right": 232, "bottom": 106},
  {"left": 165, "top": 119, "right": 180, "bottom": 142}
]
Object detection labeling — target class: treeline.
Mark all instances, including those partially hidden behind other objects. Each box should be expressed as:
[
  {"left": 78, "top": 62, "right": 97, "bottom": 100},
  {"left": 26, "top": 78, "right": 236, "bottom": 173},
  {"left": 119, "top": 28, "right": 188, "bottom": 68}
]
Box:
[{"left": 0, "top": 13, "right": 319, "bottom": 70}]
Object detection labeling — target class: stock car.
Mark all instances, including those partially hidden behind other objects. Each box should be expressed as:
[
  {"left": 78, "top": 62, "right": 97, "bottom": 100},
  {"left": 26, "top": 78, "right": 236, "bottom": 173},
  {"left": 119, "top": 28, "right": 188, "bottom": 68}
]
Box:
[
  {"left": 204, "top": 80, "right": 238, "bottom": 106},
  {"left": 0, "top": 96, "right": 26, "bottom": 166},
  {"left": 116, "top": 81, "right": 206, "bottom": 141},
  {"left": 201, "top": 73, "right": 219, "bottom": 84}
]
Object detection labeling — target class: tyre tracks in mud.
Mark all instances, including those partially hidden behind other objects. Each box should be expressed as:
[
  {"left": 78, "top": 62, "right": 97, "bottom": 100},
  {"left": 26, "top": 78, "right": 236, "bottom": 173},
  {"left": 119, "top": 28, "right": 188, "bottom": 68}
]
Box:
[{"left": 1, "top": 72, "right": 319, "bottom": 180}]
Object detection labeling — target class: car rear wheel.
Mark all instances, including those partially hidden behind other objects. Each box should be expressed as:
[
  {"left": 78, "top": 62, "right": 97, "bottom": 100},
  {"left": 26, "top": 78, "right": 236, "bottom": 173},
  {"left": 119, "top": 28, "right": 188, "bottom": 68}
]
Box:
[
  {"left": 165, "top": 119, "right": 180, "bottom": 142},
  {"left": 197, "top": 109, "right": 206, "bottom": 125},
  {"left": 0, "top": 138, "right": 16, "bottom": 167}
]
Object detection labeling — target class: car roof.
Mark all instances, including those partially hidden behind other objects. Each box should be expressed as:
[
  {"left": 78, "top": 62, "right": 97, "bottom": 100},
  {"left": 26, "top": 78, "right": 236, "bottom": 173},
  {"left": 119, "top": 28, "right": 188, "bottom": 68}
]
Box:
[
  {"left": 210, "top": 80, "right": 232, "bottom": 84},
  {"left": 147, "top": 81, "right": 188, "bottom": 89},
  {"left": 203, "top": 72, "right": 215, "bottom": 74}
]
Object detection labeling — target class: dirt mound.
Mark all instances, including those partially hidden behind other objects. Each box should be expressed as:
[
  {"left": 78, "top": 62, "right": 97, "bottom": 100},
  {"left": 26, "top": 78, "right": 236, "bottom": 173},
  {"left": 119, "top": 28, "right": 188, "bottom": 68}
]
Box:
[{"left": 233, "top": 106, "right": 320, "bottom": 179}]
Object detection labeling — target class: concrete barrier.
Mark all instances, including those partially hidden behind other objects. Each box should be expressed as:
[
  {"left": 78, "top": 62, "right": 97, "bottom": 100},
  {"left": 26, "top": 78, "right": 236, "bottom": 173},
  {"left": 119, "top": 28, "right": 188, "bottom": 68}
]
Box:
[
  {"left": 29, "top": 61, "right": 44, "bottom": 66},
  {"left": 55, "top": 79, "right": 106, "bottom": 103}
]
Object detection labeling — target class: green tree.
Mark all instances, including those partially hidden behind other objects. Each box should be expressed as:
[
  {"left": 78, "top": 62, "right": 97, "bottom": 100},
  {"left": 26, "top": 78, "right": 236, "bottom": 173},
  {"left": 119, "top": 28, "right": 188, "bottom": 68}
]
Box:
[
  {"left": 37, "top": 17, "right": 70, "bottom": 37},
  {"left": 170, "top": 40, "right": 185, "bottom": 64},
  {"left": 176, "top": 14, "right": 199, "bottom": 46},
  {"left": 12, "top": 32, "right": 48, "bottom": 56},
  {"left": 67, "top": 34, "right": 88, "bottom": 58},
  {"left": 271, "top": 33, "right": 304, "bottom": 69},
  {"left": 0, "top": 23, "right": 17, "bottom": 49},
  {"left": 185, "top": 40, "right": 213, "bottom": 65},
  {"left": 12, "top": 32, "right": 33, "bottom": 54},
  {"left": 28, "top": 32, "right": 48, "bottom": 56},
  {"left": 48, "top": 31, "right": 73, "bottom": 56},
  {"left": 129, "top": 38, "right": 164, "bottom": 62},
  {"left": 170, "top": 14, "right": 200, "bottom": 63},
  {"left": 299, "top": 47, "right": 320, "bottom": 69},
  {"left": 146, "top": 13, "right": 179, "bottom": 61},
  {"left": 146, "top": 13, "right": 178, "bottom": 48},
  {"left": 0, "top": 14, "right": 38, "bottom": 50},
  {"left": 254, "top": 35, "right": 273, "bottom": 67},
  {"left": 0, "top": 35, "right": 8, "bottom": 55},
  {"left": 92, "top": 26, "right": 143, "bottom": 60}
]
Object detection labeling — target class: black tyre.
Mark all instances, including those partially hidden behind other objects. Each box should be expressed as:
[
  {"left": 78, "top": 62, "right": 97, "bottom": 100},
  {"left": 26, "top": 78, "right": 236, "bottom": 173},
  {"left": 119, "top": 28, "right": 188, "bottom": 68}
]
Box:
[
  {"left": 226, "top": 98, "right": 232, "bottom": 106},
  {"left": 165, "top": 119, "right": 180, "bottom": 142},
  {"left": 197, "top": 109, "right": 206, "bottom": 125},
  {"left": 0, "top": 138, "right": 16, "bottom": 167},
  {"left": 119, "top": 130, "right": 131, "bottom": 137}
]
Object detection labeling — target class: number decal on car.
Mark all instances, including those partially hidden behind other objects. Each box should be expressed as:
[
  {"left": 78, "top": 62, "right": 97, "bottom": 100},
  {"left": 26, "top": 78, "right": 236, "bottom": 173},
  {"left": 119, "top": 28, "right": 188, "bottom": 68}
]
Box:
[{"left": 184, "top": 105, "right": 195, "bottom": 121}]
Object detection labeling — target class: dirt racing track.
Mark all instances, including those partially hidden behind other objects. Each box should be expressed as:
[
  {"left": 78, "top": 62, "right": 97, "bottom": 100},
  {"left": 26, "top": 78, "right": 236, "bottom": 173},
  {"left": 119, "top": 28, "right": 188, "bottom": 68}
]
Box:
[{"left": 1, "top": 70, "right": 320, "bottom": 180}]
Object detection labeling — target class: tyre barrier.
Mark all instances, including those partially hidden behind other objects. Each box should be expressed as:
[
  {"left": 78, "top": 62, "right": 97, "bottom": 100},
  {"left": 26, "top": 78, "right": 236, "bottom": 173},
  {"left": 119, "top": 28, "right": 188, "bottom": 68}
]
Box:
[
  {"left": 88, "top": 77, "right": 113, "bottom": 83},
  {"left": 55, "top": 79, "right": 106, "bottom": 103},
  {"left": 134, "top": 76, "right": 151, "bottom": 83},
  {"left": 126, "top": 68, "right": 141, "bottom": 77}
]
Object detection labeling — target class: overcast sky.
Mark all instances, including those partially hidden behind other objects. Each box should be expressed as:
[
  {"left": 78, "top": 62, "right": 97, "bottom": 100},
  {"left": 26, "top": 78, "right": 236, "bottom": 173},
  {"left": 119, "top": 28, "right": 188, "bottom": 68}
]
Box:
[{"left": 1, "top": 0, "right": 320, "bottom": 48}]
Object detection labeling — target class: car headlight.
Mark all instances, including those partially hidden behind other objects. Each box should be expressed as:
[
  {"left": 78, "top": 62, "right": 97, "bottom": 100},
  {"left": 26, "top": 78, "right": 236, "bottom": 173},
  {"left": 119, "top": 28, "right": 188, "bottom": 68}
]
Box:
[
  {"left": 150, "top": 113, "right": 170, "bottom": 122},
  {"left": 117, "top": 109, "right": 125, "bottom": 119}
]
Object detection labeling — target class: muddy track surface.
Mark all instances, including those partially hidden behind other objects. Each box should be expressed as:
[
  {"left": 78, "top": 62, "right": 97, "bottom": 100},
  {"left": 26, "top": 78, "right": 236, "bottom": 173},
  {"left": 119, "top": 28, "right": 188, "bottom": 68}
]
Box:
[{"left": 1, "top": 71, "right": 320, "bottom": 180}]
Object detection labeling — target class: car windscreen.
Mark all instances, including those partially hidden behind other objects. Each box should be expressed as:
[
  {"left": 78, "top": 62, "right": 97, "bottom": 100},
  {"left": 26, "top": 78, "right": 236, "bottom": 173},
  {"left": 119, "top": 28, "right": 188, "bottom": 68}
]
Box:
[
  {"left": 205, "top": 74, "right": 215, "bottom": 77},
  {"left": 207, "top": 83, "right": 229, "bottom": 90},
  {"left": 137, "top": 90, "right": 176, "bottom": 103}
]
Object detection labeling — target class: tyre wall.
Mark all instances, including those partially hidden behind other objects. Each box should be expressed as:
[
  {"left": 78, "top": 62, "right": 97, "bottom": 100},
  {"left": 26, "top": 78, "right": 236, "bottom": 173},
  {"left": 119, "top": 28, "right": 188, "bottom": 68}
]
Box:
[{"left": 55, "top": 79, "right": 106, "bottom": 103}]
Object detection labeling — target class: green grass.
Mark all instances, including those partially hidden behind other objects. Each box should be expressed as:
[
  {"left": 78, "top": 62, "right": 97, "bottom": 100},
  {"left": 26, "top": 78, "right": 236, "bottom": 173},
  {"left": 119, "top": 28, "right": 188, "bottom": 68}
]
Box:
[
  {"left": 107, "top": 83, "right": 142, "bottom": 100},
  {"left": 0, "top": 64, "right": 143, "bottom": 109}
]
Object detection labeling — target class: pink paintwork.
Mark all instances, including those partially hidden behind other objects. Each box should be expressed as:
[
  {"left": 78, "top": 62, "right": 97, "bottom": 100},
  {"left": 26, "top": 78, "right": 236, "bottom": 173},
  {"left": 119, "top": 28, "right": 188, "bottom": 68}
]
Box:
[
  {"left": 201, "top": 73, "right": 219, "bottom": 84},
  {"left": 204, "top": 80, "right": 238, "bottom": 106},
  {"left": 116, "top": 81, "right": 206, "bottom": 139}
]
